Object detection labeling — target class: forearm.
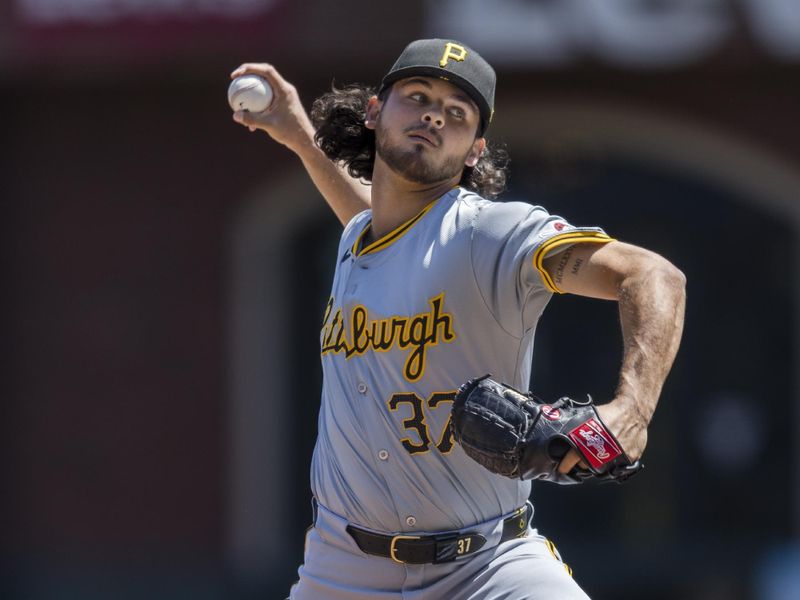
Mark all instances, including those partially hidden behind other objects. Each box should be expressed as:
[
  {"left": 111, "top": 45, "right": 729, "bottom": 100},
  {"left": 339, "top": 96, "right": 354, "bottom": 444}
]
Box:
[
  {"left": 230, "top": 63, "right": 371, "bottom": 226},
  {"left": 613, "top": 259, "right": 686, "bottom": 424},
  {"left": 543, "top": 241, "right": 686, "bottom": 467},
  {"left": 292, "top": 130, "right": 372, "bottom": 226}
]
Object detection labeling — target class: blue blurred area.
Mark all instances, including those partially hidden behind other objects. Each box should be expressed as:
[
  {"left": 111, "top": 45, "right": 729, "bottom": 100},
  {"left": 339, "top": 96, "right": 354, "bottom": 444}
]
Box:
[{"left": 755, "top": 543, "right": 800, "bottom": 600}]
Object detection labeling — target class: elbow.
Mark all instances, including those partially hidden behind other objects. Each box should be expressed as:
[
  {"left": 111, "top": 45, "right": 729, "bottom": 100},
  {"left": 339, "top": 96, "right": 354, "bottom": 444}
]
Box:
[
  {"left": 648, "top": 256, "right": 687, "bottom": 308},
  {"left": 661, "top": 259, "right": 686, "bottom": 292},
  {"left": 620, "top": 252, "right": 686, "bottom": 300},
  {"left": 670, "top": 263, "right": 687, "bottom": 313}
]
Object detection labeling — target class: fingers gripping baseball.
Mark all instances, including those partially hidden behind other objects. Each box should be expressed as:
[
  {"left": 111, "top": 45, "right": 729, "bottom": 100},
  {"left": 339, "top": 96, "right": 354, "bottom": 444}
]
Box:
[
  {"left": 229, "top": 63, "right": 315, "bottom": 150},
  {"left": 556, "top": 450, "right": 587, "bottom": 475}
]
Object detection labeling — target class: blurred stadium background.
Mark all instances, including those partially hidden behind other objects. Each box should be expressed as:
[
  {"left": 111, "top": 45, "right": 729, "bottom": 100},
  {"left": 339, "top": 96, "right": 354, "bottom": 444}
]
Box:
[{"left": 2, "top": 0, "right": 799, "bottom": 598}]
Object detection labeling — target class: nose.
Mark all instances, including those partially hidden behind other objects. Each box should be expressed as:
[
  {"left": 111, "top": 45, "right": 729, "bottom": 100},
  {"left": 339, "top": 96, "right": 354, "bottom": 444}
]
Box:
[{"left": 422, "top": 108, "right": 444, "bottom": 129}]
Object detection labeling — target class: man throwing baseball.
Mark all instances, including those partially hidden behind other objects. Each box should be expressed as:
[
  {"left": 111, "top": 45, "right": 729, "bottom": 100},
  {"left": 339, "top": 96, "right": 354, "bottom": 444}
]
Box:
[{"left": 231, "top": 39, "right": 686, "bottom": 599}]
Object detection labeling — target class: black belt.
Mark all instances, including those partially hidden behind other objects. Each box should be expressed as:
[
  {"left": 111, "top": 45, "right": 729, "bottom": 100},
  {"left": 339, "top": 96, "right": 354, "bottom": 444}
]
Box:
[{"left": 346, "top": 502, "right": 533, "bottom": 565}]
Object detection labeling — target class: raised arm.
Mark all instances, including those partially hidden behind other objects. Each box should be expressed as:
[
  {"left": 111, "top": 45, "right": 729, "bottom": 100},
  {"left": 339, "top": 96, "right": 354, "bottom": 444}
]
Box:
[
  {"left": 541, "top": 241, "right": 686, "bottom": 473},
  {"left": 230, "top": 63, "right": 371, "bottom": 226}
]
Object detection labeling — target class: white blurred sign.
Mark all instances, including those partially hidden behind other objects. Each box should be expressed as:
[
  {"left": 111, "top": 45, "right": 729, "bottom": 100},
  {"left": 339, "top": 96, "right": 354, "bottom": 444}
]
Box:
[
  {"left": 18, "top": 0, "right": 278, "bottom": 23},
  {"left": 427, "top": 0, "right": 800, "bottom": 67}
]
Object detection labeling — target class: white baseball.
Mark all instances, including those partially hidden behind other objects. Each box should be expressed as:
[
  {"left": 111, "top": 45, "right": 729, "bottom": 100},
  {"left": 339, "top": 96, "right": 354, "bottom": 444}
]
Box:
[{"left": 228, "top": 75, "right": 274, "bottom": 113}]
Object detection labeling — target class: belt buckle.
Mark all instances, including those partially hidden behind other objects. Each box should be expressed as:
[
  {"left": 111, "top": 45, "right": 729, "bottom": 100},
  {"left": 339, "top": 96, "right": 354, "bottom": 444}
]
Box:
[{"left": 389, "top": 534, "right": 421, "bottom": 564}]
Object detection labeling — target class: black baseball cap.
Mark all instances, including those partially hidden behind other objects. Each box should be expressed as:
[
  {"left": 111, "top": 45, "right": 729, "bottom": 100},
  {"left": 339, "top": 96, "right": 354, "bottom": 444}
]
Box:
[{"left": 378, "top": 38, "right": 496, "bottom": 136}]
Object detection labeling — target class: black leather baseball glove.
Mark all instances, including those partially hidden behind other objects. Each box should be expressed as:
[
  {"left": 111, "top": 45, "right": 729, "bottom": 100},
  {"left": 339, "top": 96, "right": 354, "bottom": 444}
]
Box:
[{"left": 450, "top": 375, "right": 643, "bottom": 484}]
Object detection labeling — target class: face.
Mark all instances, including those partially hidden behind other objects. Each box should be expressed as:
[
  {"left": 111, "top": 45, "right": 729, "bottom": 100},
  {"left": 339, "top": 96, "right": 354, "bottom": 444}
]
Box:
[{"left": 365, "top": 77, "right": 486, "bottom": 185}]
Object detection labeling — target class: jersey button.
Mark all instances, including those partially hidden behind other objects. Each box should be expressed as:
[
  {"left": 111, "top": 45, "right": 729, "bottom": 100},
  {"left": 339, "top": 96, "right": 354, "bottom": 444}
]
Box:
[
  {"left": 378, "top": 449, "right": 389, "bottom": 461},
  {"left": 405, "top": 516, "right": 417, "bottom": 527},
  {"left": 357, "top": 382, "right": 368, "bottom": 394}
]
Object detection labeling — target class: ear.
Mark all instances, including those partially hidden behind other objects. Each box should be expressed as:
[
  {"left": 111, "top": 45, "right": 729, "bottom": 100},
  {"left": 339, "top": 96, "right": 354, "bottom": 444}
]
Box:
[
  {"left": 364, "top": 95, "right": 381, "bottom": 130},
  {"left": 464, "top": 137, "right": 486, "bottom": 168}
]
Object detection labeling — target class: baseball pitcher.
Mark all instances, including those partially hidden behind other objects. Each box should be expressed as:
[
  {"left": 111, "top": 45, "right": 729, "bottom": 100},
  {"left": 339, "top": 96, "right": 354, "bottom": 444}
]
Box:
[{"left": 231, "top": 39, "right": 686, "bottom": 599}]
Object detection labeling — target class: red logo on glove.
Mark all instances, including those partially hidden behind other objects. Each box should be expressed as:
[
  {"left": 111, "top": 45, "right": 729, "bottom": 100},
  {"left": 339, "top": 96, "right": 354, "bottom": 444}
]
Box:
[
  {"left": 541, "top": 405, "right": 561, "bottom": 420},
  {"left": 554, "top": 222, "right": 567, "bottom": 231},
  {"left": 568, "top": 418, "right": 621, "bottom": 469}
]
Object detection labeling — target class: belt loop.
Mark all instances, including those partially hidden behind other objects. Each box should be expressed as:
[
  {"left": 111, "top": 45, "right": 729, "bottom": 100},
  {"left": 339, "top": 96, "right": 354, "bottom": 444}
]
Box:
[
  {"left": 501, "top": 501, "right": 533, "bottom": 541},
  {"left": 522, "top": 500, "right": 533, "bottom": 534}
]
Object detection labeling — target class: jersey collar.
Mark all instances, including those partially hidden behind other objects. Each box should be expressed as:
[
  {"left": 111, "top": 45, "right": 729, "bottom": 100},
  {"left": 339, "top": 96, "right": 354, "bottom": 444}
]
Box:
[{"left": 352, "top": 189, "right": 457, "bottom": 257}]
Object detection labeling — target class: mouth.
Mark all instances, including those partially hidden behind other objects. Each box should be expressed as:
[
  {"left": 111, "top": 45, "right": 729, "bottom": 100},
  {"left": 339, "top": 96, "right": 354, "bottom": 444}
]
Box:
[{"left": 407, "top": 131, "right": 438, "bottom": 147}]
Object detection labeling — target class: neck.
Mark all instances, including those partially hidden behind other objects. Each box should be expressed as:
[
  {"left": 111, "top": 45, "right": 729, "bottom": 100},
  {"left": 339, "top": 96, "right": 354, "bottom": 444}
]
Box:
[{"left": 368, "top": 158, "right": 460, "bottom": 240}]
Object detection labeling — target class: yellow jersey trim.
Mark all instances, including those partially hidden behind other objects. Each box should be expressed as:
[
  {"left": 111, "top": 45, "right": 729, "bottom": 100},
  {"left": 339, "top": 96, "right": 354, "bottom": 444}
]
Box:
[
  {"left": 352, "top": 199, "right": 439, "bottom": 257},
  {"left": 532, "top": 231, "right": 615, "bottom": 294}
]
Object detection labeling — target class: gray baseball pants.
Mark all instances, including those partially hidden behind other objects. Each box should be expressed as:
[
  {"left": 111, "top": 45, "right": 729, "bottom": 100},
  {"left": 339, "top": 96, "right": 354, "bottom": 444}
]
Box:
[{"left": 287, "top": 500, "right": 591, "bottom": 600}]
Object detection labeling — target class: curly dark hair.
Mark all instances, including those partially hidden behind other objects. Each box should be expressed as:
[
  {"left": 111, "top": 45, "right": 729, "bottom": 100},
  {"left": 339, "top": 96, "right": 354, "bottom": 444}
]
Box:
[{"left": 310, "top": 83, "right": 509, "bottom": 199}]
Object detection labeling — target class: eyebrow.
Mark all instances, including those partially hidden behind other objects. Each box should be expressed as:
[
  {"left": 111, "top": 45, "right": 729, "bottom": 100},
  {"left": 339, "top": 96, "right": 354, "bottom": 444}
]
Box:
[
  {"left": 400, "top": 77, "right": 476, "bottom": 108},
  {"left": 401, "top": 77, "right": 432, "bottom": 89}
]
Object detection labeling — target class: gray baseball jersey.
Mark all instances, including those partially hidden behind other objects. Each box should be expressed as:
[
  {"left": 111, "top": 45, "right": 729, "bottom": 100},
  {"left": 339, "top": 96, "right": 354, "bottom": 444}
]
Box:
[{"left": 293, "top": 186, "right": 611, "bottom": 598}]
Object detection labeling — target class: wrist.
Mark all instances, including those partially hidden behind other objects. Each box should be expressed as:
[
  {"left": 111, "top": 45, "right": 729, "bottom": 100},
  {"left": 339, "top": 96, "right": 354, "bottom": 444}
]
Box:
[
  {"left": 610, "top": 395, "right": 650, "bottom": 427},
  {"left": 286, "top": 120, "right": 318, "bottom": 158},
  {"left": 291, "top": 137, "right": 316, "bottom": 161}
]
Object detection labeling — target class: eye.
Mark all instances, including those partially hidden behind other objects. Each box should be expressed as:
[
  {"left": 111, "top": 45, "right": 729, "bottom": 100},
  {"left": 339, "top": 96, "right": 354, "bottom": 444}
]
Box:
[
  {"left": 409, "top": 92, "right": 427, "bottom": 103},
  {"left": 448, "top": 107, "right": 466, "bottom": 120}
]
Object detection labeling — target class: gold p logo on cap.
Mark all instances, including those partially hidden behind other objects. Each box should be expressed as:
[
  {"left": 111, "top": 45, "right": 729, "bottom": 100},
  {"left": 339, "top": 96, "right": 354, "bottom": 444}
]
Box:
[{"left": 440, "top": 42, "right": 467, "bottom": 67}]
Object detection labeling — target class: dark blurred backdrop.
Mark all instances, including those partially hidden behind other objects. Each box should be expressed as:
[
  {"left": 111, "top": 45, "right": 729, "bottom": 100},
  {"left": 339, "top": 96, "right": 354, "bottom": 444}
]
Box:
[{"left": 2, "top": 1, "right": 799, "bottom": 598}]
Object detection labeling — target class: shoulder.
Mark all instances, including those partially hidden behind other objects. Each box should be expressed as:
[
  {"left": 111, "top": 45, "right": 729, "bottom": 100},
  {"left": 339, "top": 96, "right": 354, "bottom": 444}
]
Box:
[
  {"left": 342, "top": 208, "right": 371, "bottom": 239},
  {"left": 454, "top": 186, "right": 541, "bottom": 215},
  {"left": 456, "top": 190, "right": 551, "bottom": 241},
  {"left": 344, "top": 207, "right": 371, "bottom": 232},
  {"left": 333, "top": 208, "right": 371, "bottom": 256}
]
